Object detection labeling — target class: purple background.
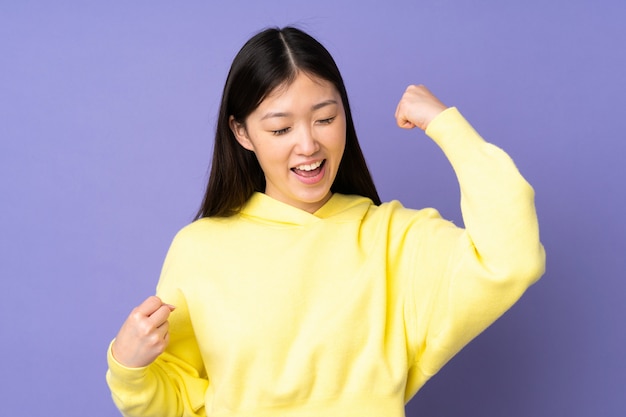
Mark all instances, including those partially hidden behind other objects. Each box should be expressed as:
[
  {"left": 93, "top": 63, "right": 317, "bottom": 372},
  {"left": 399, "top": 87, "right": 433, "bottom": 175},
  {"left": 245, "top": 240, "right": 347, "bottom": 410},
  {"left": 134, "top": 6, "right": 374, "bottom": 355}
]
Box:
[{"left": 1, "top": 1, "right": 625, "bottom": 416}]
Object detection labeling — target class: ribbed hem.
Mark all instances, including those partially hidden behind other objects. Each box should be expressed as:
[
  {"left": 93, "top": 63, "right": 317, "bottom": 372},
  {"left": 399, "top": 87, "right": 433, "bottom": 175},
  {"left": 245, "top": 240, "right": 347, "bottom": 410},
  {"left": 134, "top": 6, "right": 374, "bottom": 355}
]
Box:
[
  {"left": 425, "top": 107, "right": 486, "bottom": 161},
  {"left": 106, "top": 339, "right": 150, "bottom": 387},
  {"left": 209, "top": 397, "right": 405, "bottom": 417}
]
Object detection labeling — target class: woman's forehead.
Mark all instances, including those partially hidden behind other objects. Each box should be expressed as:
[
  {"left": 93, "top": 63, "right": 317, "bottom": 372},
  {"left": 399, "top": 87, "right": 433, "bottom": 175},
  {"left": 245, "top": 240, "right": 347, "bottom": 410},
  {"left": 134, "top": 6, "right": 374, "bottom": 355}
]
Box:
[{"left": 256, "top": 73, "right": 340, "bottom": 113}]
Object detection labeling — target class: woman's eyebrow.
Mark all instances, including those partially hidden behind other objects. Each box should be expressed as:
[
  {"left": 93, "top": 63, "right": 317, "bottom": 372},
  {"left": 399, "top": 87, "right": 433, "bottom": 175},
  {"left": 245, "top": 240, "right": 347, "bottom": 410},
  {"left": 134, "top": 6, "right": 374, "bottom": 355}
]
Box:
[
  {"left": 261, "top": 111, "right": 290, "bottom": 120},
  {"left": 260, "top": 100, "right": 338, "bottom": 120},
  {"left": 312, "top": 99, "right": 338, "bottom": 111}
]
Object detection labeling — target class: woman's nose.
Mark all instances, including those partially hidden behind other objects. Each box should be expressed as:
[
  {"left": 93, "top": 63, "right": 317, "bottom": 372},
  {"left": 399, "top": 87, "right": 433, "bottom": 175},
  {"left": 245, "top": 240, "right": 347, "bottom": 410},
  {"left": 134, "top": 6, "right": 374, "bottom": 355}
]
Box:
[{"left": 295, "top": 126, "right": 319, "bottom": 155}]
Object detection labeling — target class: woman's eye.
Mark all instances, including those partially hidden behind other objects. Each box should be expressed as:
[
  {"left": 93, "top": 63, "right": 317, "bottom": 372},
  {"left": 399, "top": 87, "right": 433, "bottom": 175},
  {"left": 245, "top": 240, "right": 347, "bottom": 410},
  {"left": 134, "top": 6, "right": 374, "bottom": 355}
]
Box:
[
  {"left": 271, "top": 127, "right": 291, "bottom": 136},
  {"left": 318, "top": 117, "right": 335, "bottom": 125}
]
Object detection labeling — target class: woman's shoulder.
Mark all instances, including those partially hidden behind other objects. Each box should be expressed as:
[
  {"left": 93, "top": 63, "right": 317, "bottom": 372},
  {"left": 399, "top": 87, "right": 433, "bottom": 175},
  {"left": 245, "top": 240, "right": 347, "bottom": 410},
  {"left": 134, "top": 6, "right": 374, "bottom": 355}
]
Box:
[
  {"left": 169, "top": 215, "right": 236, "bottom": 247},
  {"left": 326, "top": 193, "right": 445, "bottom": 226},
  {"left": 369, "top": 199, "right": 443, "bottom": 222}
]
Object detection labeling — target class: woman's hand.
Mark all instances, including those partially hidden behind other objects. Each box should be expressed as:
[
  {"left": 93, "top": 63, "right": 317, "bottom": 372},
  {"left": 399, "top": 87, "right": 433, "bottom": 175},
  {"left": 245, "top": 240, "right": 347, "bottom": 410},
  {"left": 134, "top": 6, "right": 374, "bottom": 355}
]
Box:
[
  {"left": 395, "top": 84, "right": 448, "bottom": 131},
  {"left": 111, "top": 296, "right": 175, "bottom": 368}
]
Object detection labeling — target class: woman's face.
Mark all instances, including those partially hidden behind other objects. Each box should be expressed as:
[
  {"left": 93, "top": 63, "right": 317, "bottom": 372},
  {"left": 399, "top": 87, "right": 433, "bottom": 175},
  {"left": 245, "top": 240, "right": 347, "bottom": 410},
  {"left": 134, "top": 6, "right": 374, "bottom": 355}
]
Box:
[{"left": 230, "top": 72, "right": 346, "bottom": 213}]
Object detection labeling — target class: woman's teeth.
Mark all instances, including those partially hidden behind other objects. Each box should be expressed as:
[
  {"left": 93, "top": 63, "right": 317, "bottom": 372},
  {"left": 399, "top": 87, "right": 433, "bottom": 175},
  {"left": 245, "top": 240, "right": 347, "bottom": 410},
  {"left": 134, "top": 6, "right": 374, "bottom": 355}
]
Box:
[{"left": 295, "top": 160, "right": 323, "bottom": 171}]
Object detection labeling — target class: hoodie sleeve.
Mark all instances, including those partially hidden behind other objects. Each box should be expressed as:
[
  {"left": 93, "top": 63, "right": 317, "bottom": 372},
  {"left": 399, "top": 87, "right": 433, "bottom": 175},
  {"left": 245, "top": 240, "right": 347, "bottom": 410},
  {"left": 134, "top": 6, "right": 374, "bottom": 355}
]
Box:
[
  {"left": 106, "top": 233, "right": 209, "bottom": 417},
  {"left": 403, "top": 107, "right": 546, "bottom": 400}
]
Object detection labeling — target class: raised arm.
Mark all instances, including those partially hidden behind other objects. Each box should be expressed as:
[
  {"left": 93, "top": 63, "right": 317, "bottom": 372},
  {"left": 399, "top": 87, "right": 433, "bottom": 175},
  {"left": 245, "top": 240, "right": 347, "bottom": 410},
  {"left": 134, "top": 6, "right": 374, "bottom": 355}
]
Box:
[
  {"left": 396, "top": 84, "right": 544, "bottom": 279},
  {"left": 395, "top": 85, "right": 546, "bottom": 399}
]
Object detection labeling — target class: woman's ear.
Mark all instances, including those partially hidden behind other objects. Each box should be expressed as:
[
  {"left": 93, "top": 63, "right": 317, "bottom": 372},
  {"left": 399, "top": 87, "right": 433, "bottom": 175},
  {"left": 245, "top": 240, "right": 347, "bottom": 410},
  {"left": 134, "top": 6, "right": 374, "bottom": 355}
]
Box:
[{"left": 229, "top": 116, "right": 254, "bottom": 151}]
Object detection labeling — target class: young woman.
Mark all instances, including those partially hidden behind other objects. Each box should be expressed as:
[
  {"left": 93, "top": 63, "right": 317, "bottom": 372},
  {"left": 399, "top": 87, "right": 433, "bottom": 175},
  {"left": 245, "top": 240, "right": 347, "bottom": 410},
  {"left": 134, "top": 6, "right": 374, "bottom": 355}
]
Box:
[{"left": 107, "top": 27, "right": 545, "bottom": 417}]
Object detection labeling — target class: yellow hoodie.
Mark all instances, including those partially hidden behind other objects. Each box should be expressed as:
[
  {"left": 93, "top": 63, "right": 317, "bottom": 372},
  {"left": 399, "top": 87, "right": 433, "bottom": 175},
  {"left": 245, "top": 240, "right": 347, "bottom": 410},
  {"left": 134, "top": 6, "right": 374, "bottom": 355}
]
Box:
[{"left": 106, "top": 108, "right": 545, "bottom": 417}]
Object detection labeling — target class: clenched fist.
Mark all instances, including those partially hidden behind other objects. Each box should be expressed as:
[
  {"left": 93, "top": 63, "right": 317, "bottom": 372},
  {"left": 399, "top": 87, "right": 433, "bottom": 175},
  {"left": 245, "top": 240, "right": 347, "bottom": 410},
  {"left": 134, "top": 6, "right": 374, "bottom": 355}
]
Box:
[
  {"left": 111, "top": 296, "right": 175, "bottom": 368},
  {"left": 395, "top": 84, "right": 448, "bottom": 131}
]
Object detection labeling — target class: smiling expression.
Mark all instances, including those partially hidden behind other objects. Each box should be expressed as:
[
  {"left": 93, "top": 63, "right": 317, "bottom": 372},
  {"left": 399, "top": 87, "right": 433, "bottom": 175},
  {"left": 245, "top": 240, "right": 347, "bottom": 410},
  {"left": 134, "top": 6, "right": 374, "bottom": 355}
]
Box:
[{"left": 230, "top": 72, "right": 347, "bottom": 213}]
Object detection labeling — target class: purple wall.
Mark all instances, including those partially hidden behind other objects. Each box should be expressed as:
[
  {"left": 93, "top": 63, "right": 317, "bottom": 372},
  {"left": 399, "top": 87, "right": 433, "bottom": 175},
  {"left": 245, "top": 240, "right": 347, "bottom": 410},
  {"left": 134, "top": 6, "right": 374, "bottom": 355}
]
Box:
[{"left": 1, "top": 1, "right": 624, "bottom": 416}]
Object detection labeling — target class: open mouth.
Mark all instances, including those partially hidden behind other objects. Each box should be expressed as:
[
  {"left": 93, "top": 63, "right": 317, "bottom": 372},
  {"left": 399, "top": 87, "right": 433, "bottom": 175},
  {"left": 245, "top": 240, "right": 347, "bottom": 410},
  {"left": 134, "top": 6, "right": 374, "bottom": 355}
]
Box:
[{"left": 292, "top": 159, "right": 326, "bottom": 178}]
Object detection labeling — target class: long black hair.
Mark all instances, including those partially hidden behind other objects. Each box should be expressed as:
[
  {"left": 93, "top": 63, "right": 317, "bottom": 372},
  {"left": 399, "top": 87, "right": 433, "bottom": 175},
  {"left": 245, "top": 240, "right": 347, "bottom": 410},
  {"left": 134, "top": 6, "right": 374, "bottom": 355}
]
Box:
[{"left": 196, "top": 26, "right": 381, "bottom": 218}]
